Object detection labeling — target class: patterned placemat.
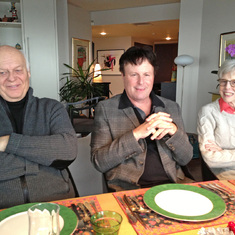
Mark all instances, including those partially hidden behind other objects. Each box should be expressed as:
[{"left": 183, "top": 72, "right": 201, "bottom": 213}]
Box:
[
  {"left": 56, "top": 196, "right": 102, "bottom": 235},
  {"left": 113, "top": 181, "right": 235, "bottom": 235},
  {"left": 228, "top": 180, "right": 235, "bottom": 187}
]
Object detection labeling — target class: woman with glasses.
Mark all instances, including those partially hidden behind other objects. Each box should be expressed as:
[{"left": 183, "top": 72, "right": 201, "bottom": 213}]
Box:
[{"left": 197, "top": 59, "right": 235, "bottom": 179}]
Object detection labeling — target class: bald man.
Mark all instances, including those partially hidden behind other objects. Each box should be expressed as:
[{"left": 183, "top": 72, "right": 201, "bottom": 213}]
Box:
[{"left": 0, "top": 45, "right": 78, "bottom": 208}]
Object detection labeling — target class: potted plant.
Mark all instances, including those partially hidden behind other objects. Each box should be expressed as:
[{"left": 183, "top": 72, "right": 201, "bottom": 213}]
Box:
[{"left": 59, "top": 59, "right": 109, "bottom": 103}]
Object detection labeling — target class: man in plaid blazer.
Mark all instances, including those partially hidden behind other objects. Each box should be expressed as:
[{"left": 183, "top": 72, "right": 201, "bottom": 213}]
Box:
[{"left": 91, "top": 46, "right": 193, "bottom": 192}]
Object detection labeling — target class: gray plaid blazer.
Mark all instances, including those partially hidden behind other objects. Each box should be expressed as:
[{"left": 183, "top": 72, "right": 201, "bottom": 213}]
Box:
[{"left": 91, "top": 93, "right": 193, "bottom": 191}]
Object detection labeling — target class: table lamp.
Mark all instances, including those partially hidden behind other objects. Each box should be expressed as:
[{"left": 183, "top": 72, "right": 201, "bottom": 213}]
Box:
[
  {"left": 174, "top": 55, "right": 194, "bottom": 107},
  {"left": 93, "top": 63, "right": 103, "bottom": 83}
]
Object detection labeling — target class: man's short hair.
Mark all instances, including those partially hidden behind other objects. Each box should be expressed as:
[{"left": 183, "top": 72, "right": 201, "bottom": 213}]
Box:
[{"left": 119, "top": 46, "right": 157, "bottom": 76}]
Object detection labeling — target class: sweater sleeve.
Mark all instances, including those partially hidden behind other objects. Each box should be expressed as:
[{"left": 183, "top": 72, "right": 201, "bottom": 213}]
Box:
[
  {"left": 5, "top": 101, "right": 78, "bottom": 168},
  {"left": 197, "top": 103, "right": 235, "bottom": 168}
]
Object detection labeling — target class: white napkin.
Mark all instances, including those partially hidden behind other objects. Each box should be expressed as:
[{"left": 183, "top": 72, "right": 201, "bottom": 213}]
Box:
[{"left": 198, "top": 227, "right": 233, "bottom": 235}]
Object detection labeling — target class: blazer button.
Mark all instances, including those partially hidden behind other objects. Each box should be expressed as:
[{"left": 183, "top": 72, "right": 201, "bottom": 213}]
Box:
[
  {"left": 139, "top": 161, "right": 144, "bottom": 165},
  {"left": 168, "top": 144, "right": 175, "bottom": 151}
]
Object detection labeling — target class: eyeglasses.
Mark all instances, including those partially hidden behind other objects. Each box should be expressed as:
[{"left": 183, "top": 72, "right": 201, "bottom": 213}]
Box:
[{"left": 217, "top": 79, "right": 235, "bottom": 87}]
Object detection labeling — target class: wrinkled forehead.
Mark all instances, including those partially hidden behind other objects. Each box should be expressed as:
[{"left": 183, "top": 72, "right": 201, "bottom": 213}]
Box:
[
  {"left": 0, "top": 48, "right": 27, "bottom": 70},
  {"left": 221, "top": 70, "right": 235, "bottom": 79}
]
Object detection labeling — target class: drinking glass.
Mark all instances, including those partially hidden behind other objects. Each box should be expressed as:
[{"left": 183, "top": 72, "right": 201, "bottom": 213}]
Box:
[
  {"left": 28, "top": 202, "right": 60, "bottom": 235},
  {"left": 91, "top": 210, "right": 122, "bottom": 235}
]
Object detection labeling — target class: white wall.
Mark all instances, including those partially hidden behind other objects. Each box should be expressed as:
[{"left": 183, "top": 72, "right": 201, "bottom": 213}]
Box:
[
  {"left": 57, "top": 0, "right": 69, "bottom": 89},
  {"left": 67, "top": 4, "right": 92, "bottom": 65},
  {"left": 178, "top": 0, "right": 235, "bottom": 133},
  {"left": 198, "top": 0, "right": 235, "bottom": 109},
  {"left": 176, "top": 0, "right": 203, "bottom": 133},
  {"left": 22, "top": 0, "right": 60, "bottom": 100}
]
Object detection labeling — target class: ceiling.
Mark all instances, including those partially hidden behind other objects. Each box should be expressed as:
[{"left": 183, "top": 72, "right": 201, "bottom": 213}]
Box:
[
  {"left": 68, "top": 0, "right": 180, "bottom": 44},
  {"left": 68, "top": 0, "right": 180, "bottom": 11},
  {"left": 92, "top": 20, "right": 179, "bottom": 44}
]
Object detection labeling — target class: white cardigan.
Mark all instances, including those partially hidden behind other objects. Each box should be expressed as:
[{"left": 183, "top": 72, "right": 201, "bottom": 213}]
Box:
[{"left": 197, "top": 99, "right": 235, "bottom": 179}]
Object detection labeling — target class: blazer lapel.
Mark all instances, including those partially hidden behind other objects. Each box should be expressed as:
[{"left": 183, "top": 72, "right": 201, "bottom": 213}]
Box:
[
  {"left": 153, "top": 105, "right": 165, "bottom": 113},
  {"left": 121, "top": 99, "right": 165, "bottom": 128},
  {"left": 122, "top": 107, "right": 140, "bottom": 127}
]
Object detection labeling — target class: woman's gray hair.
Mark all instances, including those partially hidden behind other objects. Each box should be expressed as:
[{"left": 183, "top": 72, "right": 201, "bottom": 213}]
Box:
[{"left": 218, "top": 60, "right": 235, "bottom": 79}]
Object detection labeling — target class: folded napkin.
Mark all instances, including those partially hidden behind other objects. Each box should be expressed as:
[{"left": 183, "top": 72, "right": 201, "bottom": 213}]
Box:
[{"left": 198, "top": 227, "right": 233, "bottom": 235}]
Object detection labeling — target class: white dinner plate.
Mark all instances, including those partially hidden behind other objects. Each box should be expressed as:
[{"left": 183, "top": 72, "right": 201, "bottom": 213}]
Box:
[
  {"left": 143, "top": 184, "right": 226, "bottom": 222},
  {"left": 0, "top": 203, "right": 77, "bottom": 234},
  {"left": 155, "top": 189, "right": 213, "bottom": 216},
  {"left": 0, "top": 211, "right": 64, "bottom": 235}
]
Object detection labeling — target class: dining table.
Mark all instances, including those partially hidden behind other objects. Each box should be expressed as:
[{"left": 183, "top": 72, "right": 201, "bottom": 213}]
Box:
[{"left": 1, "top": 179, "right": 235, "bottom": 235}]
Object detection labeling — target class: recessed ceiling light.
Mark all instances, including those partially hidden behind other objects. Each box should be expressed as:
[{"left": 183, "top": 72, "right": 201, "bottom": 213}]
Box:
[
  {"left": 100, "top": 32, "right": 106, "bottom": 35},
  {"left": 166, "top": 36, "right": 171, "bottom": 40}
]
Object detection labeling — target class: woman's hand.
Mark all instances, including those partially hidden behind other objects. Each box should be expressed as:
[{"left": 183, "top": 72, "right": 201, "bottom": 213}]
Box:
[{"left": 205, "top": 140, "right": 222, "bottom": 152}]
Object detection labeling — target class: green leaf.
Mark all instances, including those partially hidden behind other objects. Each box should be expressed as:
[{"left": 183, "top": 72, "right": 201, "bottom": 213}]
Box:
[{"left": 59, "top": 59, "right": 111, "bottom": 102}]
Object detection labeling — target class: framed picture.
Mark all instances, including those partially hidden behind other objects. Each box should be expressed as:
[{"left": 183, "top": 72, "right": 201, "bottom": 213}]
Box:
[
  {"left": 97, "top": 49, "right": 125, "bottom": 75},
  {"left": 72, "top": 38, "right": 90, "bottom": 73},
  {"left": 219, "top": 31, "right": 235, "bottom": 67}
]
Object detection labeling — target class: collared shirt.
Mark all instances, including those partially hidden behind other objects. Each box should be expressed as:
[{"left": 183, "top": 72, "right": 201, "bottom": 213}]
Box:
[
  {"left": 119, "top": 91, "right": 171, "bottom": 187},
  {"left": 219, "top": 97, "right": 235, "bottom": 114}
]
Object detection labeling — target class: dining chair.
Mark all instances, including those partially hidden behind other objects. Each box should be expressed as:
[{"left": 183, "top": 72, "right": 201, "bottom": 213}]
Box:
[
  {"left": 69, "top": 133, "right": 108, "bottom": 197},
  {"left": 187, "top": 133, "right": 218, "bottom": 181},
  {"left": 200, "top": 154, "right": 218, "bottom": 181},
  {"left": 66, "top": 96, "right": 106, "bottom": 136}
]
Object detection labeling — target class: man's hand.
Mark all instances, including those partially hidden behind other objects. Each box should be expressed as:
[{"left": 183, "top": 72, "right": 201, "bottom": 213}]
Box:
[
  {"left": 205, "top": 140, "right": 222, "bottom": 152},
  {"left": 0, "top": 135, "right": 10, "bottom": 151},
  {"left": 133, "top": 112, "right": 177, "bottom": 141}
]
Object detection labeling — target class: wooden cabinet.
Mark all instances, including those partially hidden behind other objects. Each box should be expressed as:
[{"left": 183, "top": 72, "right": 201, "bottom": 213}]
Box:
[
  {"left": 154, "top": 43, "right": 178, "bottom": 83},
  {"left": 93, "top": 82, "right": 111, "bottom": 98}
]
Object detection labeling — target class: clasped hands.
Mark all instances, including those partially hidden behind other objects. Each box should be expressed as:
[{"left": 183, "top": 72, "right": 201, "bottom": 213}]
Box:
[{"left": 133, "top": 112, "right": 177, "bottom": 141}]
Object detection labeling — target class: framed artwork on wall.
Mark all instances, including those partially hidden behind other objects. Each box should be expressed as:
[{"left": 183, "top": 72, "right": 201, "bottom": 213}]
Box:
[
  {"left": 219, "top": 31, "right": 235, "bottom": 67},
  {"left": 72, "top": 38, "right": 90, "bottom": 74},
  {"left": 97, "top": 49, "right": 125, "bottom": 75}
]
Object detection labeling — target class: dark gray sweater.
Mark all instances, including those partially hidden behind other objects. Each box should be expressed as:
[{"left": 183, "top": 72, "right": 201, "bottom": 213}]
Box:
[{"left": 0, "top": 88, "right": 78, "bottom": 209}]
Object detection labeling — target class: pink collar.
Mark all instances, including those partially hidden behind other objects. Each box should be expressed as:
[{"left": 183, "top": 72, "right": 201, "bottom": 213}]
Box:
[{"left": 219, "top": 98, "right": 235, "bottom": 114}]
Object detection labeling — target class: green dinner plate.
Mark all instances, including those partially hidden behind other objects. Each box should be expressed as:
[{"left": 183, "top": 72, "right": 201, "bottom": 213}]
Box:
[
  {"left": 0, "top": 202, "right": 77, "bottom": 234},
  {"left": 143, "top": 184, "right": 226, "bottom": 222}
]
